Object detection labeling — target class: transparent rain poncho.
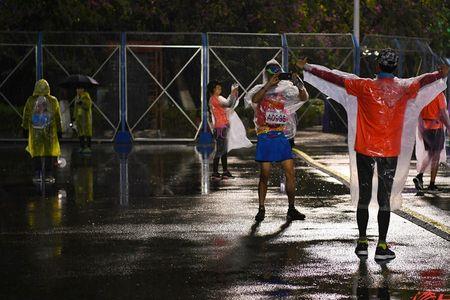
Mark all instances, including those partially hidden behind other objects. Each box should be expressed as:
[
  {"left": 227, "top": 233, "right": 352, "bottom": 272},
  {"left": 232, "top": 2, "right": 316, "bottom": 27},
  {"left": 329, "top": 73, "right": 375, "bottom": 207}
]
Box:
[
  {"left": 22, "top": 79, "right": 62, "bottom": 158},
  {"left": 227, "top": 95, "right": 253, "bottom": 152},
  {"left": 304, "top": 64, "right": 447, "bottom": 209},
  {"left": 415, "top": 93, "right": 447, "bottom": 172},
  {"left": 244, "top": 60, "right": 306, "bottom": 137}
]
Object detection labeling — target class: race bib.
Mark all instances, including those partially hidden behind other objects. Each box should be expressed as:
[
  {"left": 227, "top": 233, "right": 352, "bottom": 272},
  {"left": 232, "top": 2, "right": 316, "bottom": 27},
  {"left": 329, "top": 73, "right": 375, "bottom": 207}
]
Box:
[{"left": 265, "top": 108, "right": 287, "bottom": 125}]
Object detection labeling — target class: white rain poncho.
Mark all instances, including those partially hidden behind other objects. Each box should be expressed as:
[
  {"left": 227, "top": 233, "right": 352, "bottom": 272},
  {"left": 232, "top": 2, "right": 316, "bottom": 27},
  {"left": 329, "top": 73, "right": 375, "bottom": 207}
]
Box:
[
  {"left": 244, "top": 59, "right": 306, "bottom": 137},
  {"left": 227, "top": 97, "right": 253, "bottom": 152},
  {"left": 415, "top": 93, "right": 447, "bottom": 172},
  {"left": 304, "top": 64, "right": 447, "bottom": 210}
]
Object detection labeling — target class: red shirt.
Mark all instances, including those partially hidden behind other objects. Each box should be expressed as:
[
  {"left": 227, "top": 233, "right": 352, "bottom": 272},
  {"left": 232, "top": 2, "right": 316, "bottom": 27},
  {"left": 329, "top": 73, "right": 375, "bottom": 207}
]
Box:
[
  {"left": 255, "top": 92, "right": 287, "bottom": 135},
  {"left": 420, "top": 93, "right": 446, "bottom": 129},
  {"left": 345, "top": 77, "right": 420, "bottom": 157},
  {"left": 209, "top": 96, "right": 228, "bottom": 128}
]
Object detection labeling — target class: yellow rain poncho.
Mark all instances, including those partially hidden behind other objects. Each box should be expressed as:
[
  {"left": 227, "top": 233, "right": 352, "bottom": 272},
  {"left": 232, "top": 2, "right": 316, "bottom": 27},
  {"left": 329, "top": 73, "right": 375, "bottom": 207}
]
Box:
[
  {"left": 22, "top": 79, "right": 62, "bottom": 157},
  {"left": 74, "top": 91, "right": 93, "bottom": 137}
]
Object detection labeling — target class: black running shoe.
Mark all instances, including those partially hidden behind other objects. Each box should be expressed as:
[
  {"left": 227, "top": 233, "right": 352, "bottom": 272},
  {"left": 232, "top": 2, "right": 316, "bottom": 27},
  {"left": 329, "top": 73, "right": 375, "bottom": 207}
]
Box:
[
  {"left": 355, "top": 240, "right": 368, "bottom": 257},
  {"left": 374, "top": 243, "right": 395, "bottom": 260},
  {"left": 413, "top": 176, "right": 423, "bottom": 191},
  {"left": 211, "top": 172, "right": 222, "bottom": 180},
  {"left": 427, "top": 184, "right": 440, "bottom": 192},
  {"left": 255, "top": 208, "right": 265, "bottom": 222},
  {"left": 287, "top": 207, "right": 305, "bottom": 221},
  {"left": 45, "top": 176, "right": 56, "bottom": 184},
  {"left": 222, "top": 170, "right": 234, "bottom": 179}
]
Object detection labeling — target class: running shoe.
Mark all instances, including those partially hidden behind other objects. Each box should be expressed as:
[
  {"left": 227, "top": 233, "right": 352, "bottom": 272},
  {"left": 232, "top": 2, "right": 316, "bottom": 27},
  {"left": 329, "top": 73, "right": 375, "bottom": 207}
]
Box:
[
  {"left": 427, "top": 184, "right": 441, "bottom": 192},
  {"left": 45, "top": 176, "right": 56, "bottom": 184},
  {"left": 287, "top": 207, "right": 305, "bottom": 220},
  {"left": 413, "top": 176, "right": 423, "bottom": 191},
  {"left": 255, "top": 208, "right": 265, "bottom": 222},
  {"left": 222, "top": 170, "right": 234, "bottom": 179},
  {"left": 355, "top": 239, "right": 369, "bottom": 257},
  {"left": 374, "top": 243, "right": 395, "bottom": 260},
  {"left": 211, "top": 172, "right": 222, "bottom": 180}
]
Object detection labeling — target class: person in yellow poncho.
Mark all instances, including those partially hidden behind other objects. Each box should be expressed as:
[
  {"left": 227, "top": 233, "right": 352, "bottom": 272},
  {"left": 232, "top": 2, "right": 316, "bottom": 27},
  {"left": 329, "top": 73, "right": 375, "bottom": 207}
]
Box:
[
  {"left": 22, "top": 79, "right": 62, "bottom": 182},
  {"left": 73, "top": 87, "right": 93, "bottom": 153}
]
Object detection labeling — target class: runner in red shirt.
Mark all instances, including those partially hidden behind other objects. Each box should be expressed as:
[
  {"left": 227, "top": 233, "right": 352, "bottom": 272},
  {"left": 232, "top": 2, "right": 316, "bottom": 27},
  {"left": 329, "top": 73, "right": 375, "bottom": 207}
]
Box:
[
  {"left": 297, "top": 48, "right": 448, "bottom": 261},
  {"left": 414, "top": 92, "right": 450, "bottom": 191}
]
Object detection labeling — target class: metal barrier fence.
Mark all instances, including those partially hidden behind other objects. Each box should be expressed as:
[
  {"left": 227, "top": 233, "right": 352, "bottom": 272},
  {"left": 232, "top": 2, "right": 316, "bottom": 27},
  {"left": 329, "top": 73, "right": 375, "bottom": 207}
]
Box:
[
  {"left": 0, "top": 32, "right": 444, "bottom": 142},
  {"left": 207, "top": 33, "right": 285, "bottom": 139}
]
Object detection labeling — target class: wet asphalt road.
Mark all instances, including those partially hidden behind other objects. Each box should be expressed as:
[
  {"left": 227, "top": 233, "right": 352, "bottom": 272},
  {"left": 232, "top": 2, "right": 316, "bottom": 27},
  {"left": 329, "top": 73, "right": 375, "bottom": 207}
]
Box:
[{"left": 0, "top": 142, "right": 448, "bottom": 299}]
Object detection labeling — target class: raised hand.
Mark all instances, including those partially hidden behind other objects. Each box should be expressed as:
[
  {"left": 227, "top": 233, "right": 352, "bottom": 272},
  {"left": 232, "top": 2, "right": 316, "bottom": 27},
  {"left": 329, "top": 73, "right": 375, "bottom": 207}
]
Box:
[
  {"left": 438, "top": 64, "right": 449, "bottom": 77},
  {"left": 266, "top": 73, "right": 280, "bottom": 87},
  {"left": 296, "top": 57, "right": 308, "bottom": 70}
]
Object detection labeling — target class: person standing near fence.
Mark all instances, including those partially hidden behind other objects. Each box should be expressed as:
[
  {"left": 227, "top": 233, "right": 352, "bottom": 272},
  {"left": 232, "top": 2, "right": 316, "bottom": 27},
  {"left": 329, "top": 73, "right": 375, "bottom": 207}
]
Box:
[
  {"left": 297, "top": 49, "right": 448, "bottom": 261},
  {"left": 208, "top": 80, "right": 238, "bottom": 180},
  {"left": 245, "top": 59, "right": 309, "bottom": 222},
  {"left": 22, "top": 79, "right": 62, "bottom": 183},
  {"left": 73, "top": 87, "right": 93, "bottom": 154},
  {"left": 414, "top": 92, "right": 450, "bottom": 192}
]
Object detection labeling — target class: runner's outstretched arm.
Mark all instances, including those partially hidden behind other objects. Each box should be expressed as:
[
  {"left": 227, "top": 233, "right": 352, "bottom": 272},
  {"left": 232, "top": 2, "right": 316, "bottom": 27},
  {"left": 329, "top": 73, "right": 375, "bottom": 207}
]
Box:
[
  {"left": 296, "top": 58, "right": 346, "bottom": 87},
  {"left": 418, "top": 65, "right": 449, "bottom": 88}
]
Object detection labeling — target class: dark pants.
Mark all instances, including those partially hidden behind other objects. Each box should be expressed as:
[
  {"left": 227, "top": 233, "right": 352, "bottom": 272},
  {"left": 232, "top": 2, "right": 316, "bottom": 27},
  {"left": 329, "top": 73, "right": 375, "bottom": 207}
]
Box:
[
  {"left": 33, "top": 156, "right": 56, "bottom": 176},
  {"left": 356, "top": 153, "right": 397, "bottom": 211},
  {"left": 356, "top": 153, "right": 398, "bottom": 241},
  {"left": 213, "top": 127, "right": 228, "bottom": 173},
  {"left": 423, "top": 128, "right": 444, "bottom": 152}
]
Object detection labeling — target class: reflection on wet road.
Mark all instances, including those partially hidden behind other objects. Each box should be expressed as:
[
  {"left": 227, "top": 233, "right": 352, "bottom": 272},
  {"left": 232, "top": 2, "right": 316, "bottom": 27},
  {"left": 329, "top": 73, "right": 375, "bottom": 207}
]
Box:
[{"left": 0, "top": 144, "right": 448, "bottom": 299}]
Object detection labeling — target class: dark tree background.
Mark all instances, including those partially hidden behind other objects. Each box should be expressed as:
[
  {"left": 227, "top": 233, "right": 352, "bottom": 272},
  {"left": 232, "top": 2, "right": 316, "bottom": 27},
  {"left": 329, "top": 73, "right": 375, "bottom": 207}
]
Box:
[{"left": 0, "top": 0, "right": 448, "bottom": 56}]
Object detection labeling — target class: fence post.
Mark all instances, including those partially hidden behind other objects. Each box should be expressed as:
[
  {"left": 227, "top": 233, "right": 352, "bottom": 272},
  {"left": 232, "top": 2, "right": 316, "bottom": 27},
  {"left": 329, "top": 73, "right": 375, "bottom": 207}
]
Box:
[
  {"left": 352, "top": 34, "right": 360, "bottom": 75},
  {"left": 394, "top": 38, "right": 404, "bottom": 77},
  {"left": 281, "top": 33, "right": 289, "bottom": 72},
  {"left": 198, "top": 33, "right": 213, "bottom": 145},
  {"left": 36, "top": 31, "right": 43, "bottom": 80},
  {"left": 114, "top": 32, "right": 133, "bottom": 145}
]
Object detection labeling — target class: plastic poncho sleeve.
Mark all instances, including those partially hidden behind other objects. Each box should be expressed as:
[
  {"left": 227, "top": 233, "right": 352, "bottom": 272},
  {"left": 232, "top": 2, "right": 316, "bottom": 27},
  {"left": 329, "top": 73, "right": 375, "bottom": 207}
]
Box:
[
  {"left": 304, "top": 63, "right": 447, "bottom": 210},
  {"left": 217, "top": 95, "right": 237, "bottom": 108},
  {"left": 244, "top": 84, "right": 264, "bottom": 109}
]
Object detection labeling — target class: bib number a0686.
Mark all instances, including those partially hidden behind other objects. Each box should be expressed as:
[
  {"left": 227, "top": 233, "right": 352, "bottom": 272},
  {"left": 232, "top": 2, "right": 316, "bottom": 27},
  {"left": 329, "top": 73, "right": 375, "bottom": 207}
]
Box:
[{"left": 265, "top": 109, "right": 287, "bottom": 125}]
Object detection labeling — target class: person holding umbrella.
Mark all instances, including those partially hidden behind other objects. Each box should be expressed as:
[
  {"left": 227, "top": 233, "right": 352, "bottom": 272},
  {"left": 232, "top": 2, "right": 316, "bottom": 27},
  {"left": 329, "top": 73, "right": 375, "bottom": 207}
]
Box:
[
  {"left": 73, "top": 86, "right": 93, "bottom": 153},
  {"left": 60, "top": 75, "right": 98, "bottom": 153}
]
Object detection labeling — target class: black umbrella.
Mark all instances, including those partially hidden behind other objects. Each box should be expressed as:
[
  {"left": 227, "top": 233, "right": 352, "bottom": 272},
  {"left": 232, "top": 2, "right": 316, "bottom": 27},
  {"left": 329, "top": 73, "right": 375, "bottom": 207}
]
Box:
[{"left": 59, "top": 74, "right": 99, "bottom": 89}]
